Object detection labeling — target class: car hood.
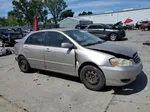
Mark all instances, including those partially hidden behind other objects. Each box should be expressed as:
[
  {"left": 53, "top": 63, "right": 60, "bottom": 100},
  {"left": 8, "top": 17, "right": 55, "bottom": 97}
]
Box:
[
  {"left": 113, "top": 21, "right": 122, "bottom": 27},
  {"left": 86, "top": 42, "right": 136, "bottom": 58}
]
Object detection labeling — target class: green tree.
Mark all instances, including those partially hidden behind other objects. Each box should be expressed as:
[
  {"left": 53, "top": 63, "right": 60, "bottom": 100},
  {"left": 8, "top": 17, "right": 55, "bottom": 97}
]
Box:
[
  {"left": 12, "top": 0, "right": 48, "bottom": 25},
  {"left": 7, "top": 15, "right": 18, "bottom": 26},
  {"left": 78, "top": 11, "right": 93, "bottom": 16},
  {"left": 44, "top": 0, "right": 67, "bottom": 24},
  {"left": 0, "top": 17, "right": 8, "bottom": 26},
  {"left": 87, "top": 11, "right": 93, "bottom": 15},
  {"left": 8, "top": 10, "right": 25, "bottom": 26},
  {"left": 60, "top": 9, "right": 74, "bottom": 20}
]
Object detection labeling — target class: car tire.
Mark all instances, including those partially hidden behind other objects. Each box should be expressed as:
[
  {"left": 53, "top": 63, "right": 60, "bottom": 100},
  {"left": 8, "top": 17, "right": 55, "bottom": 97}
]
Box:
[
  {"left": 18, "top": 56, "right": 31, "bottom": 73},
  {"left": 80, "top": 65, "right": 105, "bottom": 91},
  {"left": 109, "top": 33, "right": 118, "bottom": 41}
]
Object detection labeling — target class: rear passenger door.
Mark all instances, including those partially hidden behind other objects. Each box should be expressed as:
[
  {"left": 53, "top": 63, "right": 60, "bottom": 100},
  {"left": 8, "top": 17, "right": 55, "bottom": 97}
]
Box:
[
  {"left": 87, "top": 25, "right": 105, "bottom": 37},
  {"left": 24, "top": 32, "right": 45, "bottom": 69}
]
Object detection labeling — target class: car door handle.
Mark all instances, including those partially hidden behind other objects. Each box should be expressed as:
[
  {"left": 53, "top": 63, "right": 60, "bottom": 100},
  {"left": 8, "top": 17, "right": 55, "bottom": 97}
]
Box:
[{"left": 46, "top": 48, "right": 50, "bottom": 52}]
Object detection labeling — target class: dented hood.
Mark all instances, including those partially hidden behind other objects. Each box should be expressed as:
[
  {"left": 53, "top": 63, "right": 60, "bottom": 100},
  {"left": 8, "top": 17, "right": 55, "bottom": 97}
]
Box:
[{"left": 86, "top": 42, "right": 136, "bottom": 58}]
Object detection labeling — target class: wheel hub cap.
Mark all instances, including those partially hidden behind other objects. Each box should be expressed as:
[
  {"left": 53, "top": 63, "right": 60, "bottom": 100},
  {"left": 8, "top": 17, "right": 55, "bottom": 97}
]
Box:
[
  {"left": 21, "top": 61, "right": 26, "bottom": 70},
  {"left": 85, "top": 71, "right": 99, "bottom": 85}
]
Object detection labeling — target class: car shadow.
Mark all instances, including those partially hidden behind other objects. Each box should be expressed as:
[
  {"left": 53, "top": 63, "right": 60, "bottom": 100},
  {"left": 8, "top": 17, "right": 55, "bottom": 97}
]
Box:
[
  {"left": 116, "top": 38, "right": 128, "bottom": 41},
  {"left": 38, "top": 70, "right": 81, "bottom": 83},
  {"left": 37, "top": 70, "right": 147, "bottom": 95},
  {"left": 102, "top": 71, "right": 148, "bottom": 95},
  {"left": 104, "top": 38, "right": 128, "bottom": 42}
]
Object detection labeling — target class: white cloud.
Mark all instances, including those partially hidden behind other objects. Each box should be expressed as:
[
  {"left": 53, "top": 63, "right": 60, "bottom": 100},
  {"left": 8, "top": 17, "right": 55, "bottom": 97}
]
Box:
[{"left": 68, "top": 1, "right": 120, "bottom": 9}]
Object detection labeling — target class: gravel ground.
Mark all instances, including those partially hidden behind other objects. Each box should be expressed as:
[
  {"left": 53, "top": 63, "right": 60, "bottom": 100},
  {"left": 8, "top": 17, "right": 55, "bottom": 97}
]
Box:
[{"left": 0, "top": 30, "right": 150, "bottom": 112}]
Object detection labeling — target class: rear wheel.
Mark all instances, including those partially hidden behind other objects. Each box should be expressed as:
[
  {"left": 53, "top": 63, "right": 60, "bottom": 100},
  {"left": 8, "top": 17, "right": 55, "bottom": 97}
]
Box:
[
  {"left": 80, "top": 65, "right": 105, "bottom": 91},
  {"left": 109, "top": 33, "right": 118, "bottom": 41},
  {"left": 18, "top": 56, "right": 31, "bottom": 73}
]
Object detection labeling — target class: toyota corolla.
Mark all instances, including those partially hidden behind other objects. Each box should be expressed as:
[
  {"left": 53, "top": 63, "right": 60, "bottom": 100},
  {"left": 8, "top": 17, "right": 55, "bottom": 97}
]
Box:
[{"left": 14, "top": 29, "right": 143, "bottom": 91}]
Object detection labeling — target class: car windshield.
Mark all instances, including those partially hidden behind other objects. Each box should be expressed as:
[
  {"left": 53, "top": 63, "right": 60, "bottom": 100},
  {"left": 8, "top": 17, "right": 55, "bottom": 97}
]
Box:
[{"left": 64, "top": 30, "right": 104, "bottom": 46}]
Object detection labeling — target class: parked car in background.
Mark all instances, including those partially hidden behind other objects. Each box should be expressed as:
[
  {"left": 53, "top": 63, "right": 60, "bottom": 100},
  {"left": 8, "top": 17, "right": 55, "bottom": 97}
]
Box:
[
  {"left": 109, "top": 21, "right": 134, "bottom": 30},
  {"left": 141, "top": 21, "right": 150, "bottom": 31},
  {"left": 75, "top": 24, "right": 89, "bottom": 29},
  {"left": 0, "top": 29, "right": 23, "bottom": 45},
  {"left": 14, "top": 29, "right": 142, "bottom": 91},
  {"left": 136, "top": 21, "right": 150, "bottom": 30},
  {"left": 84, "top": 24, "right": 126, "bottom": 41}
]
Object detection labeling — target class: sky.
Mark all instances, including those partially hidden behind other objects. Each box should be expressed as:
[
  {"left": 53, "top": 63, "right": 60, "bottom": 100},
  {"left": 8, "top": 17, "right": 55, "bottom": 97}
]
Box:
[{"left": 0, "top": 0, "right": 150, "bottom": 17}]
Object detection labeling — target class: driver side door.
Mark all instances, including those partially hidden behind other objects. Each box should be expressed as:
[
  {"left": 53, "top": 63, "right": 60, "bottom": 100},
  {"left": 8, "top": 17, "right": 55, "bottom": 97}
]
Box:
[{"left": 44, "top": 31, "right": 76, "bottom": 75}]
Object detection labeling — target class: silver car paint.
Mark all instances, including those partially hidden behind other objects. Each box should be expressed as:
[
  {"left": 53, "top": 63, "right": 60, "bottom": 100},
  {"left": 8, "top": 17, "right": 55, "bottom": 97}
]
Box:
[{"left": 14, "top": 29, "right": 143, "bottom": 86}]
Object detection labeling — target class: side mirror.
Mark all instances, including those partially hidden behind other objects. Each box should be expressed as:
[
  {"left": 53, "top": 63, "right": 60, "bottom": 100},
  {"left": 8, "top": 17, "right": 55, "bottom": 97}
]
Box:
[{"left": 61, "top": 42, "right": 74, "bottom": 49}]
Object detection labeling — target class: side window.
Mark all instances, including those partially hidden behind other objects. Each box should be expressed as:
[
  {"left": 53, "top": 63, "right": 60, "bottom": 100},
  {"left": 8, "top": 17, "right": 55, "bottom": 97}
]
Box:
[
  {"left": 25, "top": 32, "right": 45, "bottom": 46},
  {"left": 88, "top": 25, "right": 97, "bottom": 29},
  {"left": 46, "top": 32, "right": 71, "bottom": 47},
  {"left": 88, "top": 25, "right": 103, "bottom": 29},
  {"left": 97, "top": 25, "right": 103, "bottom": 29}
]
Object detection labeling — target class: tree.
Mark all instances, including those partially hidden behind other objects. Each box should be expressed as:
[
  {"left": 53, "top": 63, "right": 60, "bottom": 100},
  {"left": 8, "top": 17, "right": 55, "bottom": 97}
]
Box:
[
  {"left": 7, "top": 15, "right": 19, "bottom": 26},
  {"left": 78, "top": 11, "right": 93, "bottom": 16},
  {"left": 44, "top": 0, "right": 67, "bottom": 24},
  {"left": 8, "top": 10, "right": 25, "bottom": 26},
  {"left": 0, "top": 17, "right": 8, "bottom": 26},
  {"left": 12, "top": 0, "right": 48, "bottom": 25},
  {"left": 87, "top": 11, "right": 93, "bottom": 15},
  {"left": 60, "top": 9, "right": 74, "bottom": 20}
]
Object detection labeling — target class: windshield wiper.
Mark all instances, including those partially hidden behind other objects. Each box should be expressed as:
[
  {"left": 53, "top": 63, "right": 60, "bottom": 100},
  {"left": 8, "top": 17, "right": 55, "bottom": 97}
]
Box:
[{"left": 83, "top": 41, "right": 104, "bottom": 46}]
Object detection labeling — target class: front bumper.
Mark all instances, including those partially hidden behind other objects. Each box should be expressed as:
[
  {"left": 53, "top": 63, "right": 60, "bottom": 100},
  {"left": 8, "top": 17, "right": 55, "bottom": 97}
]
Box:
[
  {"left": 100, "top": 62, "right": 143, "bottom": 86},
  {"left": 118, "top": 32, "right": 126, "bottom": 38}
]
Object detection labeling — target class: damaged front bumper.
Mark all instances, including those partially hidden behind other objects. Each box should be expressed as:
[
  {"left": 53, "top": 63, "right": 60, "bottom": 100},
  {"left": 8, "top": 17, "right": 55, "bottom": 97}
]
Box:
[{"left": 100, "top": 61, "right": 143, "bottom": 86}]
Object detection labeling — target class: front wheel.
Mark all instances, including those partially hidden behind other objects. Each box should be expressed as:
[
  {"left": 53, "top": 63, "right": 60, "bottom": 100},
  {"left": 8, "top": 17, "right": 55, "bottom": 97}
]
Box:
[
  {"left": 109, "top": 33, "right": 118, "bottom": 41},
  {"left": 80, "top": 65, "right": 105, "bottom": 91}
]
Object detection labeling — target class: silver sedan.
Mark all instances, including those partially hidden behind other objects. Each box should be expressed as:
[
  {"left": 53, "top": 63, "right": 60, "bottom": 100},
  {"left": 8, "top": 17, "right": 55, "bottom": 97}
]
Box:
[{"left": 14, "top": 29, "right": 143, "bottom": 91}]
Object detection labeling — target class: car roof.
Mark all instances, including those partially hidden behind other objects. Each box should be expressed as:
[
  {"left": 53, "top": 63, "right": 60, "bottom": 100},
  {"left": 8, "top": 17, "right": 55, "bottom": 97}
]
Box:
[
  {"left": 90, "top": 23, "right": 104, "bottom": 25},
  {"left": 33, "top": 28, "right": 77, "bottom": 33}
]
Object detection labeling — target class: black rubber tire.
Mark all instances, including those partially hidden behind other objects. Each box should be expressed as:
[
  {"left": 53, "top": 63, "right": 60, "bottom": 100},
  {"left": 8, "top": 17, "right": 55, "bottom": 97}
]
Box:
[
  {"left": 18, "top": 56, "right": 31, "bottom": 73},
  {"left": 80, "top": 65, "right": 105, "bottom": 91},
  {"left": 109, "top": 33, "right": 118, "bottom": 41}
]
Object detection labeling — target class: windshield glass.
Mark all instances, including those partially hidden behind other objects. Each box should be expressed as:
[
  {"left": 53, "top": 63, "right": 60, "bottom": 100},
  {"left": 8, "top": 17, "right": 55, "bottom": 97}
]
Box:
[{"left": 64, "top": 30, "right": 104, "bottom": 46}]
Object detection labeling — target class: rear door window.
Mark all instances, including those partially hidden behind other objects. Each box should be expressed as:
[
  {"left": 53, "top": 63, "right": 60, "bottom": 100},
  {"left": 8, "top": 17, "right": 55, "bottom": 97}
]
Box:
[{"left": 25, "top": 32, "right": 45, "bottom": 46}]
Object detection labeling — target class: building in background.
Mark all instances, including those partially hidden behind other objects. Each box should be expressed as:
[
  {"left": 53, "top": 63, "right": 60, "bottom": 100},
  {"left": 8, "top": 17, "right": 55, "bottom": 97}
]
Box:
[
  {"left": 59, "top": 17, "right": 93, "bottom": 28},
  {"left": 76, "top": 7, "right": 150, "bottom": 24}
]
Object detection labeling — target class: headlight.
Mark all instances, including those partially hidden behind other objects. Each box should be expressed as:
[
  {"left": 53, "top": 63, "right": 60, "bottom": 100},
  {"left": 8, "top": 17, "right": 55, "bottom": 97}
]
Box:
[{"left": 110, "top": 58, "right": 134, "bottom": 67}]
